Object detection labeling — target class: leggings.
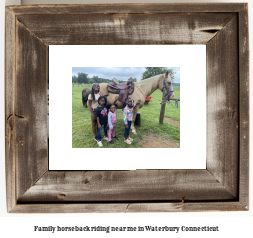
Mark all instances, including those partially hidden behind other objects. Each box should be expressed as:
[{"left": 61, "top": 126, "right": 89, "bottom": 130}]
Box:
[{"left": 108, "top": 124, "right": 116, "bottom": 141}]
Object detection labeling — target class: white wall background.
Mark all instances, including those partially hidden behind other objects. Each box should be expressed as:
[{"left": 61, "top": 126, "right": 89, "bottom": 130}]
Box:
[{"left": 1, "top": 0, "right": 252, "bottom": 237}]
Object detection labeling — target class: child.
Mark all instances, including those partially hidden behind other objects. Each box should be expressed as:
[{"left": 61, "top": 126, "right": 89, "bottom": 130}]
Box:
[
  {"left": 96, "top": 95, "right": 118, "bottom": 147},
  {"left": 88, "top": 83, "right": 108, "bottom": 142},
  {"left": 123, "top": 97, "right": 141, "bottom": 144},
  {"left": 108, "top": 104, "right": 119, "bottom": 145}
]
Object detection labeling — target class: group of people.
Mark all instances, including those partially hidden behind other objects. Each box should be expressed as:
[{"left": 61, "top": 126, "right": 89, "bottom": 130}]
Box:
[{"left": 88, "top": 83, "right": 140, "bottom": 147}]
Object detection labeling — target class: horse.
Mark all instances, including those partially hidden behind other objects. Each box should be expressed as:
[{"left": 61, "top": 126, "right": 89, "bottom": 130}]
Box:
[
  {"left": 99, "top": 71, "right": 174, "bottom": 134},
  {"left": 82, "top": 88, "right": 91, "bottom": 108}
]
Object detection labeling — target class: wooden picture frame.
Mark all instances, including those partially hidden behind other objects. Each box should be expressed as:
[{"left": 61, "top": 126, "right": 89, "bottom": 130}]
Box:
[{"left": 5, "top": 3, "right": 249, "bottom": 213}]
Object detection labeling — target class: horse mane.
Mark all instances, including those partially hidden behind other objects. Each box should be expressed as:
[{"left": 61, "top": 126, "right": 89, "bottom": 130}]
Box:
[{"left": 136, "top": 74, "right": 162, "bottom": 96}]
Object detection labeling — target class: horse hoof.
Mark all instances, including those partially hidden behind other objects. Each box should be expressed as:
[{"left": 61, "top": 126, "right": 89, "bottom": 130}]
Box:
[{"left": 132, "top": 131, "right": 137, "bottom": 134}]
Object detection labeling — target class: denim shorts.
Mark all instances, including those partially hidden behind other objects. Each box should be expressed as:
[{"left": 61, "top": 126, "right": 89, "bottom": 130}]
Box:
[{"left": 90, "top": 108, "right": 96, "bottom": 117}]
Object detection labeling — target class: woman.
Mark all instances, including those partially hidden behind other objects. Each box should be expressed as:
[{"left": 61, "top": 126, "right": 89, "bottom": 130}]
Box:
[{"left": 88, "top": 83, "right": 108, "bottom": 141}]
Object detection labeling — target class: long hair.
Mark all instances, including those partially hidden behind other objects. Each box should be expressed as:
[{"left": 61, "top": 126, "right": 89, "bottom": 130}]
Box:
[
  {"left": 98, "top": 96, "right": 107, "bottom": 106},
  {"left": 91, "top": 83, "right": 100, "bottom": 100}
]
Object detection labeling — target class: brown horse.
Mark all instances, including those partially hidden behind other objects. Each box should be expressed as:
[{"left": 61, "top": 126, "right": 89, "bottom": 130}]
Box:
[
  {"left": 82, "top": 88, "right": 91, "bottom": 108},
  {"left": 99, "top": 71, "right": 174, "bottom": 134}
]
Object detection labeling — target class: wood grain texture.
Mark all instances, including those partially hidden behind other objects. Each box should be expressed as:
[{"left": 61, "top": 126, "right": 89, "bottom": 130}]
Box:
[
  {"left": 238, "top": 4, "right": 249, "bottom": 209},
  {"left": 126, "top": 202, "right": 248, "bottom": 212},
  {"left": 7, "top": 3, "right": 246, "bottom": 15},
  {"left": 206, "top": 16, "right": 239, "bottom": 198},
  {"left": 5, "top": 7, "right": 17, "bottom": 212},
  {"left": 5, "top": 3, "right": 249, "bottom": 213},
  {"left": 159, "top": 97, "right": 166, "bottom": 124},
  {"left": 16, "top": 13, "right": 236, "bottom": 45},
  {"left": 18, "top": 170, "right": 236, "bottom": 202},
  {"left": 10, "top": 202, "right": 247, "bottom": 213},
  {"left": 15, "top": 20, "right": 48, "bottom": 200}
]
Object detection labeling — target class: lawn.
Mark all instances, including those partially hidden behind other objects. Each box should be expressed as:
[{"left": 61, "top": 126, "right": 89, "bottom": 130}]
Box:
[{"left": 72, "top": 84, "right": 180, "bottom": 148}]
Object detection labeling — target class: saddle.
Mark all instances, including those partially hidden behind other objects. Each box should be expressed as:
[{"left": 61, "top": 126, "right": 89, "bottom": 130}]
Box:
[{"left": 107, "top": 79, "right": 134, "bottom": 104}]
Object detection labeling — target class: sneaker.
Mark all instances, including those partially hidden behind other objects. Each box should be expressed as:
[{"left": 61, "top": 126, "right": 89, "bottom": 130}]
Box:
[
  {"left": 103, "top": 137, "right": 109, "bottom": 141},
  {"left": 109, "top": 141, "right": 114, "bottom": 145},
  {"left": 112, "top": 136, "right": 119, "bottom": 139},
  {"left": 97, "top": 141, "right": 103, "bottom": 147},
  {"left": 128, "top": 137, "right": 133, "bottom": 141},
  {"left": 94, "top": 136, "right": 98, "bottom": 141},
  {"left": 124, "top": 139, "right": 131, "bottom": 144}
]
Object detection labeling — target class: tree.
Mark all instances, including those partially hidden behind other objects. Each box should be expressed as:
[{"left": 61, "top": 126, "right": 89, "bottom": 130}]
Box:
[
  {"left": 92, "top": 76, "right": 102, "bottom": 83},
  {"left": 77, "top": 72, "right": 88, "bottom": 84},
  {"left": 141, "top": 67, "right": 175, "bottom": 82},
  {"left": 72, "top": 75, "right": 77, "bottom": 83},
  {"left": 129, "top": 77, "right": 137, "bottom": 82},
  {"left": 88, "top": 78, "right": 94, "bottom": 84}
]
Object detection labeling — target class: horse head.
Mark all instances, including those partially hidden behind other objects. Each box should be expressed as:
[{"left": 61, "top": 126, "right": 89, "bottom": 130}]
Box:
[{"left": 161, "top": 71, "right": 174, "bottom": 100}]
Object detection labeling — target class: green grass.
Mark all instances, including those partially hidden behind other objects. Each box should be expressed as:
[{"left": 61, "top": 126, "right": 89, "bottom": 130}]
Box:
[{"left": 72, "top": 84, "right": 180, "bottom": 148}]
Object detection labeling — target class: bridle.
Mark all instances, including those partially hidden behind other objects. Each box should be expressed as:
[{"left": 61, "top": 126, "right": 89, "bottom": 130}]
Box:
[{"left": 161, "top": 74, "right": 174, "bottom": 98}]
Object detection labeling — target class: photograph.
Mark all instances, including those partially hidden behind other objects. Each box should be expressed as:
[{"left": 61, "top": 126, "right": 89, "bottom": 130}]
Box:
[
  {"left": 49, "top": 45, "right": 205, "bottom": 170},
  {"left": 72, "top": 67, "right": 180, "bottom": 148},
  {"left": 3, "top": 1, "right": 249, "bottom": 220}
]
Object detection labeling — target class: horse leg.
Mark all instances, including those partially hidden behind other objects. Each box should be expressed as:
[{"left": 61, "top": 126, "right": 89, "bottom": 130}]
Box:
[
  {"left": 82, "top": 93, "right": 85, "bottom": 107},
  {"left": 131, "top": 106, "right": 139, "bottom": 134}
]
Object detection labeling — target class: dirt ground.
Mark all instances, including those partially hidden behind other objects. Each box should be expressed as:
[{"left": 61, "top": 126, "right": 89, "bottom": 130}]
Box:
[
  {"left": 164, "top": 117, "right": 180, "bottom": 127},
  {"left": 139, "top": 133, "right": 180, "bottom": 148}
]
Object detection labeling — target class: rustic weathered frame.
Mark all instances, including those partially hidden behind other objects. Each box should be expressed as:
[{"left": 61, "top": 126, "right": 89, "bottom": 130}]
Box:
[{"left": 5, "top": 4, "right": 249, "bottom": 213}]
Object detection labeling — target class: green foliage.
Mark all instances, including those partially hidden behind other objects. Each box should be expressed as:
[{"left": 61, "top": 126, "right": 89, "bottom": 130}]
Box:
[
  {"left": 72, "top": 85, "right": 180, "bottom": 148},
  {"left": 141, "top": 67, "right": 176, "bottom": 82},
  {"left": 91, "top": 75, "right": 99, "bottom": 82},
  {"left": 72, "top": 72, "right": 137, "bottom": 85},
  {"left": 72, "top": 75, "right": 77, "bottom": 83},
  {"left": 77, "top": 72, "right": 88, "bottom": 84},
  {"left": 129, "top": 77, "right": 137, "bottom": 82},
  {"left": 72, "top": 73, "right": 112, "bottom": 84}
]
